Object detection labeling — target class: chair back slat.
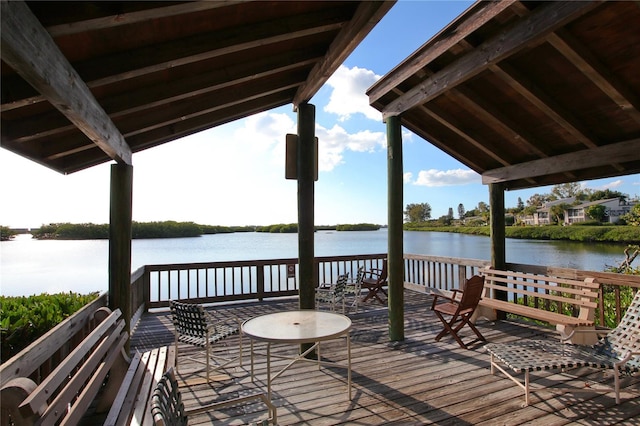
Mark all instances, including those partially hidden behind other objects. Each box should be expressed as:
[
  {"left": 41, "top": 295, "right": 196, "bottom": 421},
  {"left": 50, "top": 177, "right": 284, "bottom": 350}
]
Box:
[
  {"left": 334, "top": 274, "right": 349, "bottom": 298},
  {"left": 600, "top": 289, "right": 640, "bottom": 367},
  {"left": 151, "top": 368, "right": 188, "bottom": 426},
  {"left": 459, "top": 275, "right": 485, "bottom": 311},
  {"left": 170, "top": 301, "right": 208, "bottom": 338}
]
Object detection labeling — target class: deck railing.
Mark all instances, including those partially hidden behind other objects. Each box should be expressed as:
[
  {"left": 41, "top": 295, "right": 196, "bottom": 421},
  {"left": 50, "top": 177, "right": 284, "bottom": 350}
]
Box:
[{"left": 129, "top": 253, "right": 640, "bottom": 330}]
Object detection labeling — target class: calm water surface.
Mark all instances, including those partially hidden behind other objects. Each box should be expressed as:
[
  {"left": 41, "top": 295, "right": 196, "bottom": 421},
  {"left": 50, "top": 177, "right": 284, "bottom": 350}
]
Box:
[{"left": 0, "top": 230, "right": 628, "bottom": 297}]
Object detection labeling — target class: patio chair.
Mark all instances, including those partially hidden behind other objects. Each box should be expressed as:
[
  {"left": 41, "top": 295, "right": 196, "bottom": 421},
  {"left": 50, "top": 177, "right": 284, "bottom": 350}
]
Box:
[
  {"left": 170, "top": 300, "right": 242, "bottom": 383},
  {"left": 315, "top": 274, "right": 349, "bottom": 313},
  {"left": 485, "top": 289, "right": 640, "bottom": 406},
  {"left": 362, "top": 260, "right": 388, "bottom": 304},
  {"left": 346, "top": 266, "right": 365, "bottom": 313},
  {"left": 151, "top": 367, "right": 277, "bottom": 426},
  {"left": 430, "top": 275, "right": 486, "bottom": 349}
]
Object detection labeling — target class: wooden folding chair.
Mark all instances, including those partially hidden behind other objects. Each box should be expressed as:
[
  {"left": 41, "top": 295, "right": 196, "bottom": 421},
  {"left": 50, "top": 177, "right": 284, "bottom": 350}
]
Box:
[
  {"left": 362, "top": 260, "right": 388, "bottom": 304},
  {"left": 431, "top": 275, "right": 486, "bottom": 349}
]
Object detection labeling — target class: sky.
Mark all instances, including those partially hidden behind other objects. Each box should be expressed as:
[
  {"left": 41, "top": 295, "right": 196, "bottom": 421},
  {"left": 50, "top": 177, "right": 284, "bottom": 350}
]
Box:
[{"left": 1, "top": 1, "right": 639, "bottom": 229}]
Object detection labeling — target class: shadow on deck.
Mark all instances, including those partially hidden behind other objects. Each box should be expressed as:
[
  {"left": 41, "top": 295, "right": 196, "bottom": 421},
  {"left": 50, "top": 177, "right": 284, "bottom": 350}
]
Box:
[{"left": 130, "top": 291, "right": 640, "bottom": 425}]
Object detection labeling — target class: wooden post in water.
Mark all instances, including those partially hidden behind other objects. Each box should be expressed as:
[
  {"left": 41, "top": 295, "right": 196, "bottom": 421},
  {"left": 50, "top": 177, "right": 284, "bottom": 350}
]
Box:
[
  {"left": 109, "top": 163, "right": 133, "bottom": 352},
  {"left": 387, "top": 115, "right": 404, "bottom": 341}
]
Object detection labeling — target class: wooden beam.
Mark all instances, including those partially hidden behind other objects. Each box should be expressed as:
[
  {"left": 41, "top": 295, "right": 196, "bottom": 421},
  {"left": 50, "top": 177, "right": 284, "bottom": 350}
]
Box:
[
  {"left": 482, "top": 138, "right": 640, "bottom": 184},
  {"left": 547, "top": 30, "right": 640, "bottom": 126},
  {"left": 0, "top": 1, "right": 132, "bottom": 166},
  {"left": 294, "top": 0, "right": 395, "bottom": 105},
  {"left": 367, "top": 0, "right": 516, "bottom": 104},
  {"left": 46, "top": 1, "right": 250, "bottom": 37},
  {"left": 381, "top": 1, "right": 600, "bottom": 119},
  {"left": 1, "top": 20, "right": 343, "bottom": 113}
]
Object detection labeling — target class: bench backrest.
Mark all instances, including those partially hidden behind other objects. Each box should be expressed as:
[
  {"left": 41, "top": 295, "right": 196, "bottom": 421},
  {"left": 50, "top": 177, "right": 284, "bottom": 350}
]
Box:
[
  {"left": 479, "top": 267, "right": 600, "bottom": 322},
  {"left": 2, "top": 307, "right": 128, "bottom": 426}
]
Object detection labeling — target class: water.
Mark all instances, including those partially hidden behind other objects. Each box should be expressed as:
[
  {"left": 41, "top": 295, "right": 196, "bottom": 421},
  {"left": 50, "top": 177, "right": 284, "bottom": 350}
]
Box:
[{"left": 0, "top": 230, "right": 628, "bottom": 297}]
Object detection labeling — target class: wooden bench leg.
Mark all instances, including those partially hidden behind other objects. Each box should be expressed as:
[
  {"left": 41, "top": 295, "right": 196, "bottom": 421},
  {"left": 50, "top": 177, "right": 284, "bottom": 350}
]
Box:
[{"left": 556, "top": 324, "right": 598, "bottom": 345}]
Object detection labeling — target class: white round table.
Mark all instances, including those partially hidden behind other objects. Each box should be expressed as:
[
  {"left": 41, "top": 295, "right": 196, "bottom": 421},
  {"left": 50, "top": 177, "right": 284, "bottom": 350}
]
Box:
[{"left": 242, "top": 310, "right": 352, "bottom": 400}]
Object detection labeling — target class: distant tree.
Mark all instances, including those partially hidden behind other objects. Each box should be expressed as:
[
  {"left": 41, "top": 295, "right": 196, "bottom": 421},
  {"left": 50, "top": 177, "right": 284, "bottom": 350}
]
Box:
[
  {"left": 477, "top": 201, "right": 489, "bottom": 213},
  {"left": 551, "top": 182, "right": 582, "bottom": 199},
  {"left": 550, "top": 203, "right": 570, "bottom": 225},
  {"left": 586, "top": 204, "right": 607, "bottom": 222},
  {"left": 517, "top": 197, "right": 525, "bottom": 211},
  {"left": 622, "top": 204, "right": 640, "bottom": 226},
  {"left": 588, "top": 189, "right": 627, "bottom": 202},
  {"left": 0, "top": 226, "right": 17, "bottom": 241},
  {"left": 527, "top": 193, "right": 553, "bottom": 207},
  {"left": 457, "top": 203, "right": 465, "bottom": 220},
  {"left": 404, "top": 203, "right": 432, "bottom": 223},
  {"left": 447, "top": 207, "right": 454, "bottom": 220}
]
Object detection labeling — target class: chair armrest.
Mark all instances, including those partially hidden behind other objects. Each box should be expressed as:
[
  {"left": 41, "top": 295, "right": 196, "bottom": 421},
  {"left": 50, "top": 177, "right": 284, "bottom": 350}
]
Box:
[{"left": 430, "top": 290, "right": 459, "bottom": 310}]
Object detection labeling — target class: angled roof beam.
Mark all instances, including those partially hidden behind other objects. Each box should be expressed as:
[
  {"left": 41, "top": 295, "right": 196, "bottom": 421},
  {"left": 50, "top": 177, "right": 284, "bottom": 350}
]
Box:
[
  {"left": 381, "top": 0, "right": 600, "bottom": 119},
  {"left": 1, "top": 1, "right": 132, "bottom": 167},
  {"left": 367, "top": 0, "right": 516, "bottom": 104},
  {"left": 482, "top": 138, "right": 640, "bottom": 184},
  {"left": 293, "top": 0, "right": 395, "bottom": 106}
]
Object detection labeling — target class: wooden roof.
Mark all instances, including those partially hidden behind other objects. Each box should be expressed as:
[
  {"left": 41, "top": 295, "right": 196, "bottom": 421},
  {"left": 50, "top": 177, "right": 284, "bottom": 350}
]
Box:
[
  {"left": 1, "top": 1, "right": 394, "bottom": 174},
  {"left": 368, "top": 1, "right": 640, "bottom": 191}
]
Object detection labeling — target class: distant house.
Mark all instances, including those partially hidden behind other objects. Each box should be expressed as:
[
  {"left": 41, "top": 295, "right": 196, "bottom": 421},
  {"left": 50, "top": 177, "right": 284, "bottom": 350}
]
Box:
[
  {"left": 564, "top": 197, "right": 636, "bottom": 225},
  {"left": 522, "top": 197, "right": 575, "bottom": 225}
]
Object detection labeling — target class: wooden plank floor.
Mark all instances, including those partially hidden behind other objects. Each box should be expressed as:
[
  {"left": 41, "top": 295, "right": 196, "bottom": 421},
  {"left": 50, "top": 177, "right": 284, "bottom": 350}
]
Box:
[{"left": 130, "top": 291, "right": 640, "bottom": 425}]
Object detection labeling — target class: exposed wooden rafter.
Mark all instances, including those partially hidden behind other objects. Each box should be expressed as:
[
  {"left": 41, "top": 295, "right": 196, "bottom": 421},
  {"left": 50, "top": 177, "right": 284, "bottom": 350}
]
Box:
[
  {"left": 0, "top": 1, "right": 132, "bottom": 167},
  {"left": 482, "top": 139, "right": 640, "bottom": 184},
  {"left": 293, "top": 0, "right": 394, "bottom": 106},
  {"left": 381, "top": 1, "right": 600, "bottom": 119}
]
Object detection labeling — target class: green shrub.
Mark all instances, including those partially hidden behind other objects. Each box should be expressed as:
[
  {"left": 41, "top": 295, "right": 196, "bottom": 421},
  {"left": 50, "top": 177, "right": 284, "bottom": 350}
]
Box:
[{"left": 0, "top": 292, "right": 100, "bottom": 363}]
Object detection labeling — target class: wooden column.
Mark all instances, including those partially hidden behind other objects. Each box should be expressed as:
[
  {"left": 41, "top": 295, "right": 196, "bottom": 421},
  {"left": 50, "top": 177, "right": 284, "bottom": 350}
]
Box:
[
  {"left": 489, "top": 182, "right": 506, "bottom": 269},
  {"left": 387, "top": 116, "right": 404, "bottom": 341},
  {"left": 297, "top": 102, "right": 315, "bottom": 310},
  {"left": 489, "top": 182, "right": 507, "bottom": 319},
  {"left": 109, "top": 163, "right": 133, "bottom": 350}
]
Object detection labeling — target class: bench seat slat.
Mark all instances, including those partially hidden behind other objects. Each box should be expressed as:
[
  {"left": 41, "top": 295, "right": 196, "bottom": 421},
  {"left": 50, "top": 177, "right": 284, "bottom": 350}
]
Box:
[{"left": 104, "top": 353, "right": 143, "bottom": 426}]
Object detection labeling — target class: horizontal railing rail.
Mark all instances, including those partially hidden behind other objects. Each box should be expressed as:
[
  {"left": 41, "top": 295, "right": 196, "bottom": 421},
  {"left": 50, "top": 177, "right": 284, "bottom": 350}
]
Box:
[{"left": 128, "top": 253, "right": 640, "bottom": 329}]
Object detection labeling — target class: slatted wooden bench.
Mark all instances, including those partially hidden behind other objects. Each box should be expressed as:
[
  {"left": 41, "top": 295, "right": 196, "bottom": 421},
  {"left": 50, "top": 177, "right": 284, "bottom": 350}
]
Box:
[
  {"left": 476, "top": 267, "right": 601, "bottom": 344},
  {"left": 1, "top": 306, "right": 129, "bottom": 426},
  {"left": 104, "top": 345, "right": 175, "bottom": 426}
]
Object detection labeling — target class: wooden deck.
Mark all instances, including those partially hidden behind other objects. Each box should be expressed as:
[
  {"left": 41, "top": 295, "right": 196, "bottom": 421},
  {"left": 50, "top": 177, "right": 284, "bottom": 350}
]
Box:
[{"left": 130, "top": 291, "right": 640, "bottom": 425}]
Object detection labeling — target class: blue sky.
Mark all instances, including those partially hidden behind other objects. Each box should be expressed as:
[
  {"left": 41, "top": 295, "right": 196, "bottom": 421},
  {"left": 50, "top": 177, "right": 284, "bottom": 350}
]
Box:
[{"left": 1, "top": 1, "right": 639, "bottom": 229}]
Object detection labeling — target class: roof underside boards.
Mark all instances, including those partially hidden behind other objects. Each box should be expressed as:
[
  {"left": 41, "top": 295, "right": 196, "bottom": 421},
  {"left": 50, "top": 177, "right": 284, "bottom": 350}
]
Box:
[
  {"left": 368, "top": 0, "right": 640, "bottom": 191},
  {"left": 1, "top": 1, "right": 394, "bottom": 174}
]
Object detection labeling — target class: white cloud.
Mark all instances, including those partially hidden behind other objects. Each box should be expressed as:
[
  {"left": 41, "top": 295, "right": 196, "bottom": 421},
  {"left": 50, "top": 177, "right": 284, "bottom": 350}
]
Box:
[
  {"left": 599, "top": 179, "right": 623, "bottom": 190},
  {"left": 316, "top": 124, "right": 385, "bottom": 171},
  {"left": 324, "top": 65, "right": 381, "bottom": 121},
  {"left": 412, "top": 169, "right": 480, "bottom": 187},
  {"left": 403, "top": 172, "right": 413, "bottom": 183}
]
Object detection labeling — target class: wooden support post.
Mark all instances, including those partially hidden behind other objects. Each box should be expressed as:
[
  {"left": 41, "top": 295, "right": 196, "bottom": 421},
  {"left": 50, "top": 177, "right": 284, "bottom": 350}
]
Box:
[
  {"left": 387, "top": 116, "right": 404, "bottom": 341},
  {"left": 489, "top": 183, "right": 507, "bottom": 319},
  {"left": 109, "top": 163, "right": 133, "bottom": 352},
  {"left": 297, "top": 103, "right": 316, "bottom": 356}
]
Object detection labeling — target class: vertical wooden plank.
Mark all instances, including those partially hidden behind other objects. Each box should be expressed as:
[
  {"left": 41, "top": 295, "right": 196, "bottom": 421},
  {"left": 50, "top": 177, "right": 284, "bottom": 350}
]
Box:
[
  {"left": 109, "top": 163, "right": 133, "bottom": 352},
  {"left": 489, "top": 182, "right": 507, "bottom": 320},
  {"left": 387, "top": 115, "right": 404, "bottom": 341}
]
